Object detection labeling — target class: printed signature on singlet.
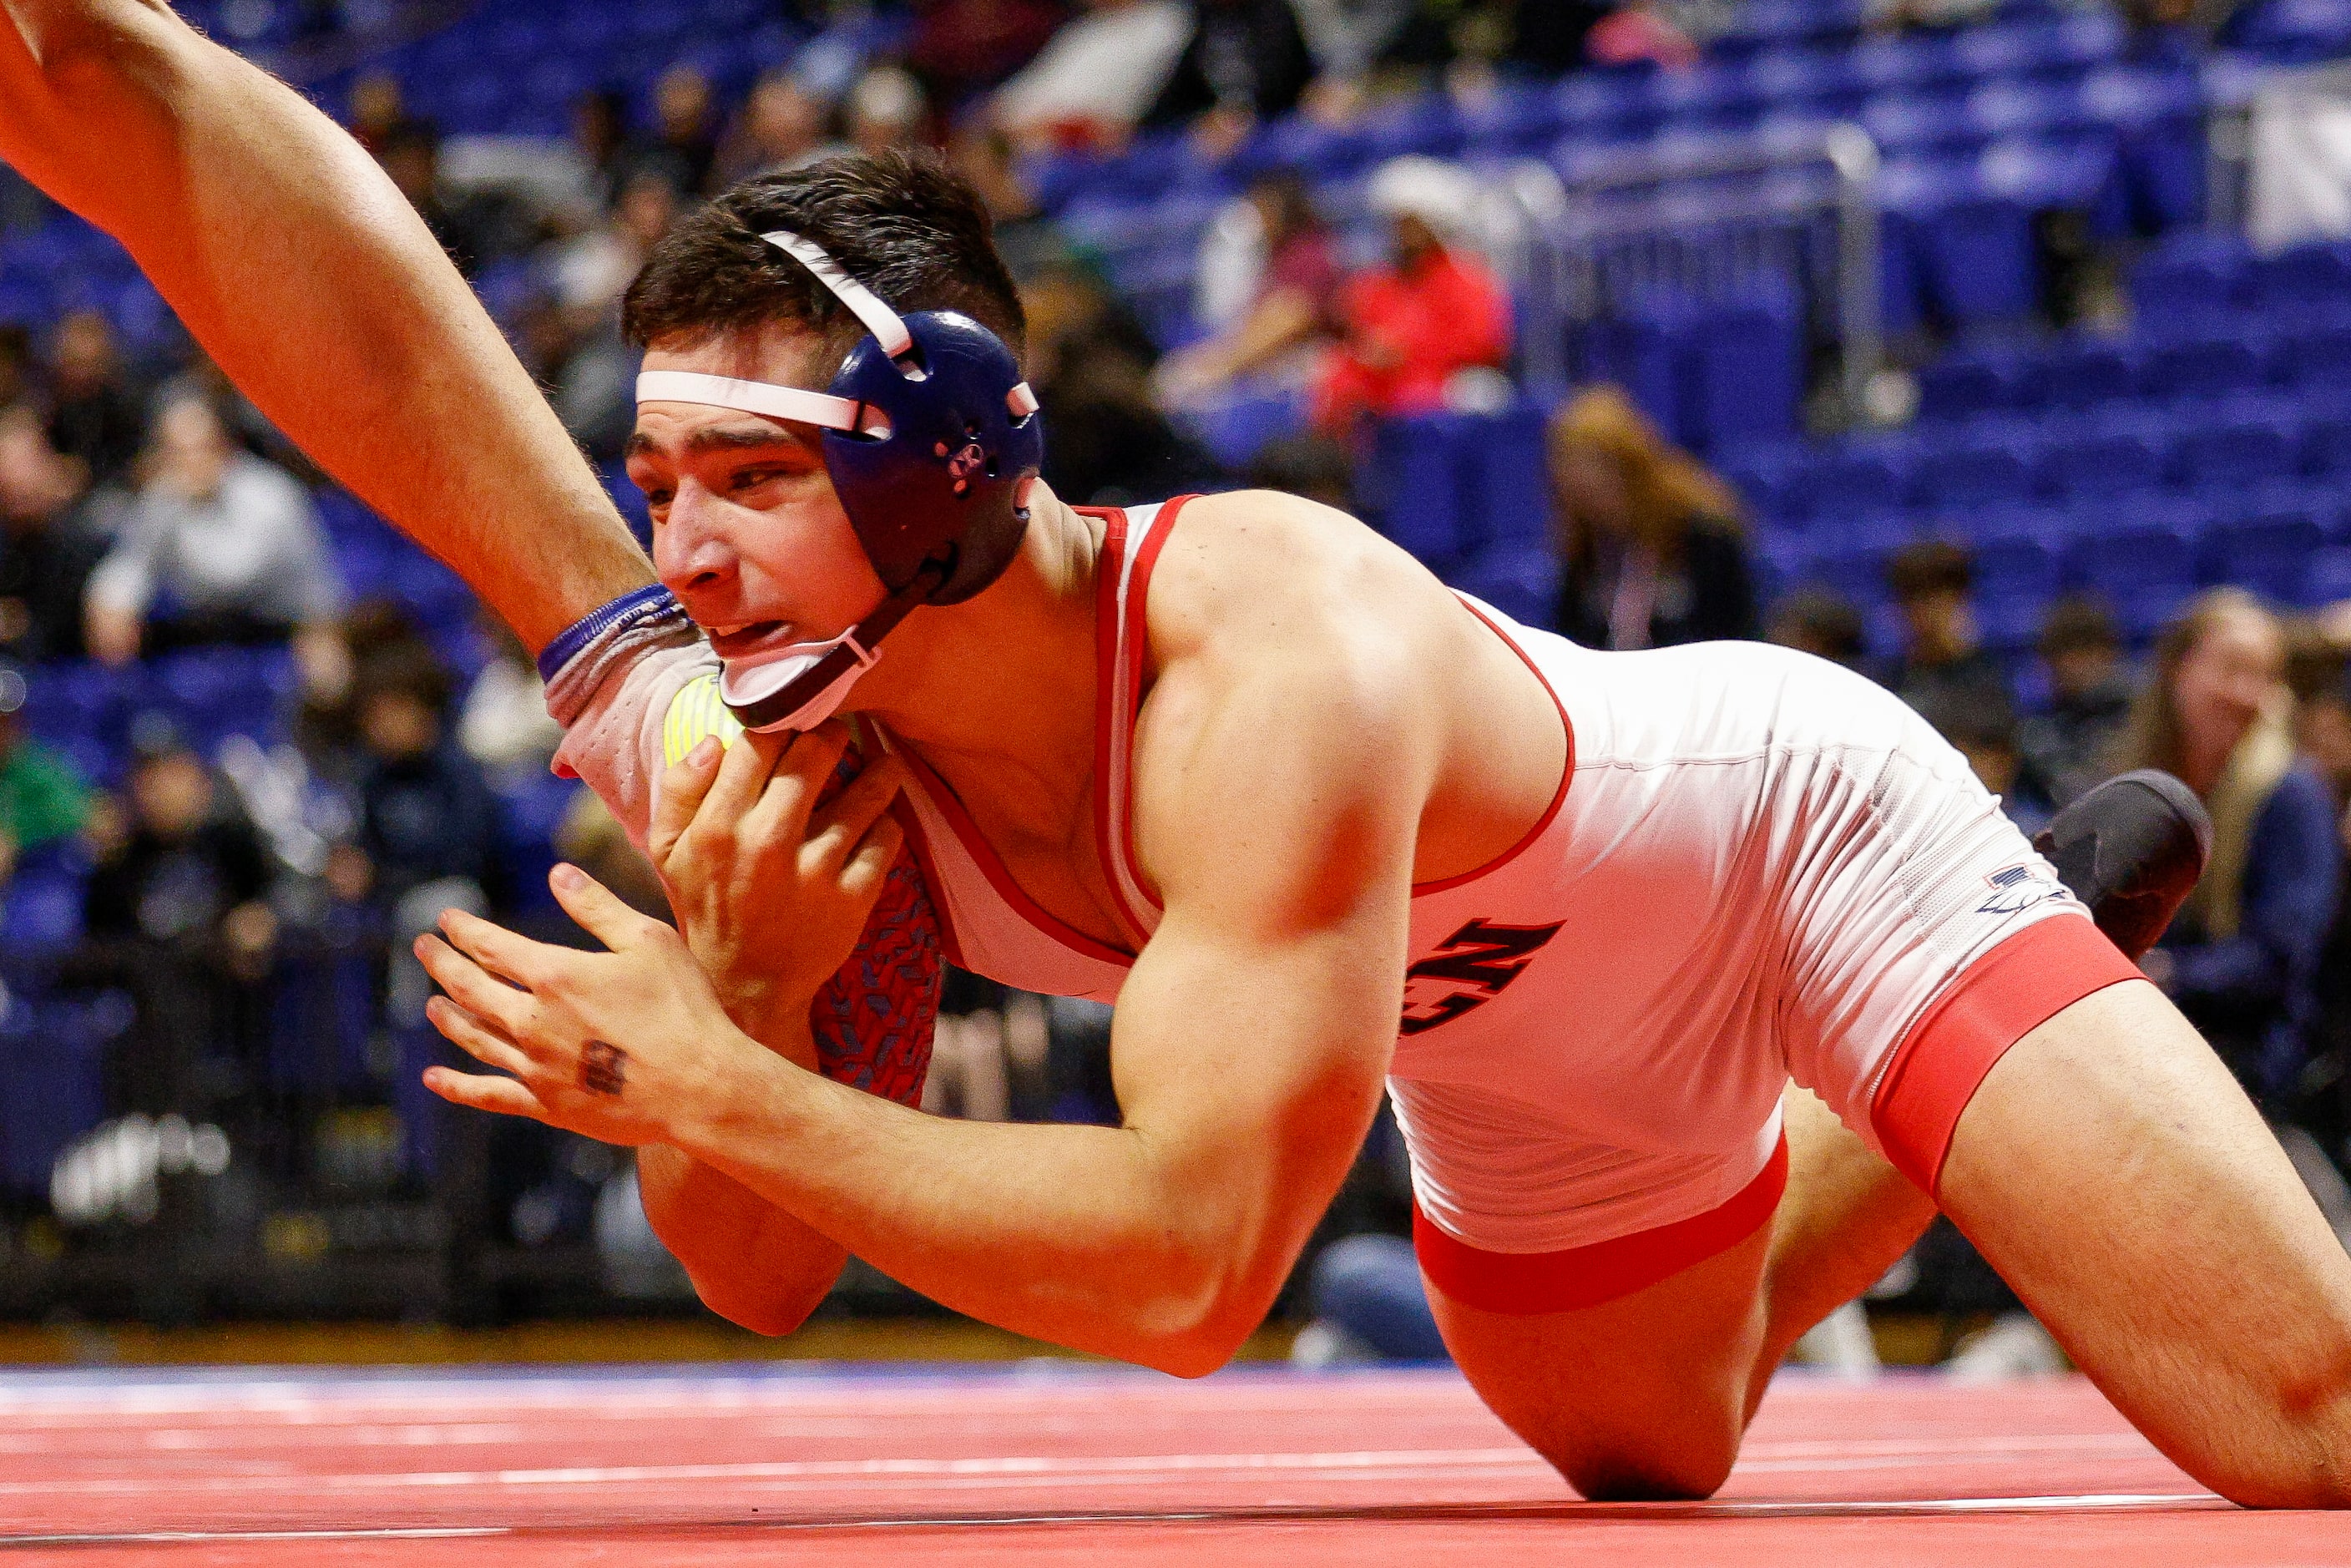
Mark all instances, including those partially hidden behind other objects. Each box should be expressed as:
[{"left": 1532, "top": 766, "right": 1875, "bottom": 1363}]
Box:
[
  {"left": 1398, "top": 918, "right": 1567, "bottom": 1035},
  {"left": 1979, "top": 862, "right": 2062, "bottom": 917}
]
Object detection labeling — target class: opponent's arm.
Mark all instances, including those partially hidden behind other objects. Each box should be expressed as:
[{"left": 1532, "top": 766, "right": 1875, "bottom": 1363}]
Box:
[
  {"left": 0, "top": 0, "right": 649, "bottom": 649},
  {"left": 417, "top": 652, "right": 1423, "bottom": 1375}
]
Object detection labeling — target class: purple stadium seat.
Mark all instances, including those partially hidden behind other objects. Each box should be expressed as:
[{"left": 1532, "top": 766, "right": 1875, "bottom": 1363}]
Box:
[
  {"left": 2272, "top": 317, "right": 2351, "bottom": 388},
  {"left": 2169, "top": 411, "right": 2300, "bottom": 488},
  {"left": 1792, "top": 438, "right": 1917, "bottom": 521},
  {"left": 2136, "top": 335, "right": 2271, "bottom": 398},
  {"left": 1464, "top": 406, "right": 1554, "bottom": 552},
  {"left": 1851, "top": 32, "right": 1966, "bottom": 95},
  {"left": 2041, "top": 338, "right": 2141, "bottom": 410},
  {"left": 2128, "top": 231, "right": 2252, "bottom": 323},
  {"left": 2204, "top": 508, "right": 2327, "bottom": 601},
  {"left": 2035, "top": 424, "right": 2165, "bottom": 498},
  {"left": 2070, "top": 521, "right": 2197, "bottom": 615},
  {"left": 1366, "top": 414, "right": 1469, "bottom": 565},
  {"left": 2305, "top": 545, "right": 2351, "bottom": 604},
  {"left": 1910, "top": 427, "right": 2038, "bottom": 509},
  {"left": 1745, "top": 48, "right": 1865, "bottom": 114}
]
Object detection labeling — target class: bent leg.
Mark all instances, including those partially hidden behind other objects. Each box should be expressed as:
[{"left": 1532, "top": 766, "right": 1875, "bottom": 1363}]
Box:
[{"left": 1939, "top": 979, "right": 2351, "bottom": 1509}]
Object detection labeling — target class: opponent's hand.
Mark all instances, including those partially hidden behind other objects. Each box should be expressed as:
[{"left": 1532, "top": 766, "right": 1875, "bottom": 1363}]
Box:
[
  {"left": 646, "top": 720, "right": 908, "bottom": 1036},
  {"left": 415, "top": 864, "right": 772, "bottom": 1146}
]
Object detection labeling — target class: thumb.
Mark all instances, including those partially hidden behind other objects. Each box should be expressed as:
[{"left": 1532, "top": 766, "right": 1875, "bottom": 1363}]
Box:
[{"left": 549, "top": 862, "right": 655, "bottom": 952}]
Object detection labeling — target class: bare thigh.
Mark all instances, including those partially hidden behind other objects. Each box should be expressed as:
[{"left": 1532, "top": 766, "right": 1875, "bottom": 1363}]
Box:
[
  {"left": 1426, "top": 1219, "right": 1770, "bottom": 1501},
  {"left": 1939, "top": 979, "right": 2351, "bottom": 1509}
]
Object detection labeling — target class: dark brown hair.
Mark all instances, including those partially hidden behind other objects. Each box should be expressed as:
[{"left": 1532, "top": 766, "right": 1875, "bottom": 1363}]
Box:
[
  {"left": 621, "top": 150, "right": 1026, "bottom": 368},
  {"left": 1884, "top": 539, "right": 1973, "bottom": 604}
]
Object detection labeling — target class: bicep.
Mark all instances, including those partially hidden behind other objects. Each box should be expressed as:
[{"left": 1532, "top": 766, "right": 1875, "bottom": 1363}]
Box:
[{"left": 1108, "top": 665, "right": 1426, "bottom": 1262}]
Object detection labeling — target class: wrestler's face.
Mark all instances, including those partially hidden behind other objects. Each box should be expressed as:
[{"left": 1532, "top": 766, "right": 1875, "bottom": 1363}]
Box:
[{"left": 629, "top": 323, "right": 888, "bottom": 667}]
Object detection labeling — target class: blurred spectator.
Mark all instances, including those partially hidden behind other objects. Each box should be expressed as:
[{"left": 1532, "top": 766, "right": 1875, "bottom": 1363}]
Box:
[
  {"left": 458, "top": 617, "right": 566, "bottom": 789},
  {"left": 993, "top": 0, "right": 1194, "bottom": 154},
  {"left": 376, "top": 118, "right": 492, "bottom": 280},
  {"left": 847, "top": 67, "right": 929, "bottom": 158},
  {"left": 1026, "top": 260, "right": 1221, "bottom": 503},
  {"left": 2019, "top": 594, "right": 2135, "bottom": 809},
  {"left": 2288, "top": 625, "right": 2351, "bottom": 820},
  {"left": 1548, "top": 386, "right": 1756, "bottom": 650},
  {"left": 1915, "top": 686, "right": 2046, "bottom": 834},
  {"left": 0, "top": 660, "right": 90, "bottom": 890},
  {"left": 1244, "top": 432, "right": 1358, "bottom": 513},
  {"left": 1767, "top": 586, "right": 1867, "bottom": 671},
  {"left": 83, "top": 717, "right": 276, "bottom": 967},
  {"left": 1313, "top": 158, "right": 1511, "bottom": 432},
  {"left": 543, "top": 173, "right": 679, "bottom": 461},
  {"left": 1285, "top": 0, "right": 1423, "bottom": 114},
  {"left": 1585, "top": 1, "right": 1701, "bottom": 67},
  {"left": 948, "top": 127, "right": 1070, "bottom": 283},
  {"left": 2123, "top": 589, "right": 2340, "bottom": 1112},
  {"left": 905, "top": 0, "right": 1074, "bottom": 114},
  {"left": 1144, "top": 0, "right": 1316, "bottom": 159},
  {"left": 715, "top": 73, "right": 848, "bottom": 187},
  {"left": 83, "top": 397, "right": 345, "bottom": 670},
  {"left": 331, "top": 642, "right": 503, "bottom": 918},
  {"left": 0, "top": 405, "right": 109, "bottom": 664},
  {"left": 44, "top": 310, "right": 145, "bottom": 488},
  {"left": 1880, "top": 539, "right": 2010, "bottom": 718},
  {"left": 1156, "top": 172, "right": 1339, "bottom": 405},
  {"left": 0, "top": 324, "right": 33, "bottom": 412},
  {"left": 631, "top": 64, "right": 721, "bottom": 197},
  {"left": 1865, "top": 0, "right": 2000, "bottom": 32},
  {"left": 296, "top": 597, "right": 437, "bottom": 775},
  {"left": 346, "top": 69, "right": 407, "bottom": 159},
  {"left": 569, "top": 87, "right": 635, "bottom": 215}
]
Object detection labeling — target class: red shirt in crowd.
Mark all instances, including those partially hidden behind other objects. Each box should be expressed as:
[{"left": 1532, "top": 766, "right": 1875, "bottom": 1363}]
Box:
[{"left": 1314, "top": 245, "right": 1513, "bottom": 431}]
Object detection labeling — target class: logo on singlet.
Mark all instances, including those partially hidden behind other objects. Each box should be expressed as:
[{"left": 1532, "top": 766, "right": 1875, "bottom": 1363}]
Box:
[
  {"left": 1979, "top": 862, "right": 2060, "bottom": 917},
  {"left": 1398, "top": 918, "right": 1566, "bottom": 1035}
]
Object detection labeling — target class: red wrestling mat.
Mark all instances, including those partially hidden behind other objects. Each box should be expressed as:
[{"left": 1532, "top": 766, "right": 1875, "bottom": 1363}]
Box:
[{"left": 0, "top": 1363, "right": 2333, "bottom": 1565}]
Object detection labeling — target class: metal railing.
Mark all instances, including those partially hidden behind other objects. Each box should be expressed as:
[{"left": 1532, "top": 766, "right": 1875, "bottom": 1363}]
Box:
[{"left": 1502, "top": 125, "right": 1885, "bottom": 426}]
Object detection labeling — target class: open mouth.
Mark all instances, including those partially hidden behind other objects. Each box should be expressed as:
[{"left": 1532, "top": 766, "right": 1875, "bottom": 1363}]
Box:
[{"left": 704, "top": 620, "right": 795, "bottom": 661}]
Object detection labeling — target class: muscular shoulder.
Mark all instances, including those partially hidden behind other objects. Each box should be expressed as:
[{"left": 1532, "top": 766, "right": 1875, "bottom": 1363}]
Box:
[
  {"left": 1128, "top": 491, "right": 1455, "bottom": 908},
  {"left": 1143, "top": 489, "right": 1453, "bottom": 691}
]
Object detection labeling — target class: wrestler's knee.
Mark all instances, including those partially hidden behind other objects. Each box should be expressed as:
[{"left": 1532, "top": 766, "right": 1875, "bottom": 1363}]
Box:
[{"left": 2202, "top": 1359, "right": 2351, "bottom": 1510}]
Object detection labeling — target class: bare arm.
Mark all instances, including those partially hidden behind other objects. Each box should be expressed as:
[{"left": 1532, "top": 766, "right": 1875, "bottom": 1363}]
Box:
[
  {"left": 414, "top": 647, "right": 1423, "bottom": 1374},
  {"left": 0, "top": 0, "right": 650, "bottom": 649}
]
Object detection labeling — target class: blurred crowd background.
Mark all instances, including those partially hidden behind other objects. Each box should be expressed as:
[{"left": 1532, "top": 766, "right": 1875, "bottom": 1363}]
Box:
[{"left": 5, "top": 0, "right": 2351, "bottom": 1368}]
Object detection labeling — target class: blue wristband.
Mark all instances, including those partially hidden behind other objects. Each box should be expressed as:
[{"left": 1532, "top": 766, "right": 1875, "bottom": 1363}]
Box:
[{"left": 535, "top": 584, "right": 685, "bottom": 684}]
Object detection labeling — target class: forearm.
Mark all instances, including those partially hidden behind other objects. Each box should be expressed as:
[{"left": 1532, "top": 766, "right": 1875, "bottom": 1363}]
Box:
[
  {"left": 0, "top": 1, "right": 650, "bottom": 650},
  {"left": 680, "top": 1055, "right": 1259, "bottom": 1376}
]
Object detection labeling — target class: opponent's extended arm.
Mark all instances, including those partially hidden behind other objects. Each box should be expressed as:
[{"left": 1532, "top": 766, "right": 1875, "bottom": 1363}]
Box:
[
  {"left": 417, "top": 651, "right": 1421, "bottom": 1374},
  {"left": 0, "top": 0, "right": 650, "bottom": 649}
]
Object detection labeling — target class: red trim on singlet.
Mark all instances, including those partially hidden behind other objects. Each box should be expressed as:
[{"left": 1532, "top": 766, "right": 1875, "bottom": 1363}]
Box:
[
  {"left": 1088, "top": 498, "right": 1189, "bottom": 937},
  {"left": 1870, "top": 912, "right": 2141, "bottom": 1196},
  {"left": 1412, "top": 596, "right": 1577, "bottom": 896},
  {"left": 893, "top": 740, "right": 1137, "bottom": 969},
  {"left": 1413, "top": 1131, "right": 1789, "bottom": 1316}
]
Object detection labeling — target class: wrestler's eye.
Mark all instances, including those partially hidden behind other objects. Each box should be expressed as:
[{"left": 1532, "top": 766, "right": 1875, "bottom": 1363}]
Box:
[{"left": 729, "top": 467, "right": 786, "bottom": 496}]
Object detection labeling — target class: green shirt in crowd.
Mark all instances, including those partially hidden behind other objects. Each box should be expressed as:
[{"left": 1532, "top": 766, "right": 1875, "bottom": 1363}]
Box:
[{"left": 0, "top": 739, "right": 89, "bottom": 853}]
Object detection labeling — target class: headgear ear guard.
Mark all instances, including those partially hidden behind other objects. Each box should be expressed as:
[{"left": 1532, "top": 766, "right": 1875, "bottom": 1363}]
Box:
[{"left": 635, "top": 230, "right": 1044, "bottom": 731}]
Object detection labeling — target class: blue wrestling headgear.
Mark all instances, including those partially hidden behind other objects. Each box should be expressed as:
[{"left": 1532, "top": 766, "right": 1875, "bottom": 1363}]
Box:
[{"left": 635, "top": 230, "right": 1044, "bottom": 732}]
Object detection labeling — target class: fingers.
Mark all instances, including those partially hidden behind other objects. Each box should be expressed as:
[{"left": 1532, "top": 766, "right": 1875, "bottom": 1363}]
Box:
[
  {"left": 805, "top": 751, "right": 908, "bottom": 866},
  {"left": 650, "top": 734, "right": 726, "bottom": 867},
  {"left": 700, "top": 725, "right": 793, "bottom": 832},
  {"left": 414, "top": 932, "right": 536, "bottom": 1037},
  {"left": 548, "top": 862, "right": 659, "bottom": 952},
  {"left": 422, "top": 1065, "right": 549, "bottom": 1121},
  {"left": 424, "top": 994, "right": 535, "bottom": 1078},
  {"left": 838, "top": 811, "right": 906, "bottom": 904},
  {"left": 742, "top": 721, "right": 853, "bottom": 845},
  {"left": 437, "top": 906, "right": 554, "bottom": 989}
]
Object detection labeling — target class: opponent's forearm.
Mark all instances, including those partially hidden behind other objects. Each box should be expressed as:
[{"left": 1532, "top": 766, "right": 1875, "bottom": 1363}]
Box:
[
  {"left": 682, "top": 1057, "right": 1267, "bottom": 1377},
  {"left": 0, "top": 1, "right": 650, "bottom": 650},
  {"left": 636, "top": 1145, "right": 846, "bottom": 1335}
]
